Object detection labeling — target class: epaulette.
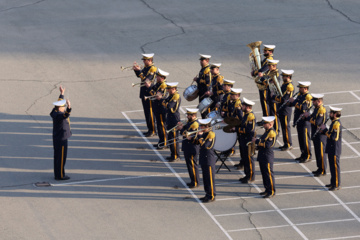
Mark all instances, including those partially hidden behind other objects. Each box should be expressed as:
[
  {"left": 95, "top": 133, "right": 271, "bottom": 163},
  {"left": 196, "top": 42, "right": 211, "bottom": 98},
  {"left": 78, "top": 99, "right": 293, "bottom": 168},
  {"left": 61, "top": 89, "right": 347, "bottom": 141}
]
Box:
[
  {"left": 171, "top": 93, "right": 180, "bottom": 102},
  {"left": 267, "top": 55, "right": 274, "bottom": 61},
  {"left": 247, "top": 112, "right": 255, "bottom": 121},
  {"left": 333, "top": 121, "right": 340, "bottom": 130},
  {"left": 268, "top": 130, "right": 276, "bottom": 138},
  {"left": 235, "top": 99, "right": 242, "bottom": 108},
  {"left": 206, "top": 131, "right": 215, "bottom": 141},
  {"left": 318, "top": 105, "right": 326, "bottom": 114},
  {"left": 189, "top": 121, "right": 199, "bottom": 130},
  {"left": 305, "top": 93, "right": 313, "bottom": 101},
  {"left": 204, "top": 67, "right": 210, "bottom": 75},
  {"left": 217, "top": 75, "right": 224, "bottom": 84},
  {"left": 160, "top": 82, "right": 167, "bottom": 90},
  {"left": 286, "top": 83, "right": 294, "bottom": 92},
  {"left": 149, "top": 66, "right": 157, "bottom": 74}
]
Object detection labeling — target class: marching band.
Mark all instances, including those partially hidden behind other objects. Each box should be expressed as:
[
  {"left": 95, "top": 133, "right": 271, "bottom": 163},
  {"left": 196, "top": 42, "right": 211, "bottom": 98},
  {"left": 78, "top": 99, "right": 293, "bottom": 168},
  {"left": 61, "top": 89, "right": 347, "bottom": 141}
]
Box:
[{"left": 131, "top": 44, "right": 343, "bottom": 202}]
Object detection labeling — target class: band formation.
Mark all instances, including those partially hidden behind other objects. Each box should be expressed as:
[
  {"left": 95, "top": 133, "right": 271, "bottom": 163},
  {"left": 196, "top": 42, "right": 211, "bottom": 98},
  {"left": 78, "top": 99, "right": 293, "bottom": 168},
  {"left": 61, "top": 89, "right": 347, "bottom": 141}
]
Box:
[{"left": 50, "top": 42, "right": 343, "bottom": 204}]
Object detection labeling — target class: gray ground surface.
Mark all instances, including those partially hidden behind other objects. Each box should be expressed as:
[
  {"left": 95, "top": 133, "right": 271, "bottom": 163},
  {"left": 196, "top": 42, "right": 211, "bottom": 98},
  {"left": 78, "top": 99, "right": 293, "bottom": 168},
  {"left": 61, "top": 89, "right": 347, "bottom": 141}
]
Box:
[{"left": 1, "top": 0, "right": 360, "bottom": 239}]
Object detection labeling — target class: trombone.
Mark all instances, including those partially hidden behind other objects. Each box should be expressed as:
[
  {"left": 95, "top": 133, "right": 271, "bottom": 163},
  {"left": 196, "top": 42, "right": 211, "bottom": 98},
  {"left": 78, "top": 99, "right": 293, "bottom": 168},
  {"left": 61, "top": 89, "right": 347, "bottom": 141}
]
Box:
[
  {"left": 166, "top": 120, "right": 187, "bottom": 134},
  {"left": 185, "top": 127, "right": 212, "bottom": 137}
]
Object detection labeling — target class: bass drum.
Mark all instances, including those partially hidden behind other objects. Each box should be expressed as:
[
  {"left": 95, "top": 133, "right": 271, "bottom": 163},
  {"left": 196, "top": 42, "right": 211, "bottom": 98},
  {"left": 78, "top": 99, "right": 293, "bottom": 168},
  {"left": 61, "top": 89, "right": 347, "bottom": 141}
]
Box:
[
  {"left": 213, "top": 123, "right": 237, "bottom": 152},
  {"left": 183, "top": 85, "right": 198, "bottom": 102}
]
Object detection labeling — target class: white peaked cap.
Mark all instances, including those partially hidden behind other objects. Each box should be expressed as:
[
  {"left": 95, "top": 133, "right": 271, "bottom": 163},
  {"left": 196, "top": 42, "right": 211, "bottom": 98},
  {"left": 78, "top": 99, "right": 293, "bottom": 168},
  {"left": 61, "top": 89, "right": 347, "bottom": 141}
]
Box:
[
  {"left": 198, "top": 118, "right": 212, "bottom": 125},
  {"left": 297, "top": 81, "right": 311, "bottom": 87},
  {"left": 263, "top": 44, "right": 276, "bottom": 49},
  {"left": 329, "top": 106, "right": 342, "bottom": 112},
  {"left": 199, "top": 54, "right": 211, "bottom": 59},
  {"left": 186, "top": 108, "right": 199, "bottom": 114},
  {"left": 311, "top": 93, "right": 324, "bottom": 99},
  {"left": 262, "top": 116, "right": 276, "bottom": 122},
  {"left": 242, "top": 97, "right": 255, "bottom": 106},
  {"left": 166, "top": 82, "right": 178, "bottom": 88},
  {"left": 223, "top": 79, "right": 235, "bottom": 84},
  {"left": 211, "top": 63, "right": 221, "bottom": 67},
  {"left": 268, "top": 59, "right": 279, "bottom": 64},
  {"left": 53, "top": 99, "right": 66, "bottom": 106},
  {"left": 281, "top": 69, "right": 294, "bottom": 75},
  {"left": 141, "top": 53, "right": 154, "bottom": 59},
  {"left": 230, "top": 88, "right": 243, "bottom": 94},
  {"left": 157, "top": 68, "right": 169, "bottom": 77}
]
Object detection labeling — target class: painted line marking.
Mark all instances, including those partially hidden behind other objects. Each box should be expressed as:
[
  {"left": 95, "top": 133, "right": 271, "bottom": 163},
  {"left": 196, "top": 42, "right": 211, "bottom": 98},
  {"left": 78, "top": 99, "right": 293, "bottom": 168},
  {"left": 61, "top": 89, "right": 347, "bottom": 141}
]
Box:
[{"left": 350, "top": 91, "right": 360, "bottom": 101}]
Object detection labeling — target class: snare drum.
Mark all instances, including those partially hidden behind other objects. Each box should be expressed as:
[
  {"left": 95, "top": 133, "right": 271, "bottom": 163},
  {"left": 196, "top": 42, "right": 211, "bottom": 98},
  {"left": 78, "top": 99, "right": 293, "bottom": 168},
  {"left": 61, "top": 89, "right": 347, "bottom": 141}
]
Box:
[
  {"left": 197, "top": 97, "right": 213, "bottom": 114},
  {"left": 207, "top": 110, "right": 223, "bottom": 126},
  {"left": 213, "top": 123, "right": 237, "bottom": 152},
  {"left": 183, "top": 85, "right": 198, "bottom": 102}
]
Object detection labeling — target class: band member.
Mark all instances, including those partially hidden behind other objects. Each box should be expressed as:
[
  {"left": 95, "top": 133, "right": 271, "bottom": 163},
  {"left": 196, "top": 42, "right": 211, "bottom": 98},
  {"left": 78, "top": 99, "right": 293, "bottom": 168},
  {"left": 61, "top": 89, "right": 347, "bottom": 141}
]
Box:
[
  {"left": 133, "top": 53, "right": 157, "bottom": 137},
  {"left": 50, "top": 86, "right": 72, "bottom": 180},
  {"left": 145, "top": 69, "right": 168, "bottom": 150},
  {"left": 221, "top": 88, "right": 243, "bottom": 119},
  {"left": 305, "top": 94, "right": 328, "bottom": 176},
  {"left": 273, "top": 69, "right": 295, "bottom": 151},
  {"left": 208, "top": 63, "right": 224, "bottom": 112},
  {"left": 253, "top": 45, "right": 275, "bottom": 118},
  {"left": 253, "top": 116, "right": 277, "bottom": 198},
  {"left": 163, "top": 82, "right": 181, "bottom": 162},
  {"left": 237, "top": 98, "right": 256, "bottom": 183},
  {"left": 322, "top": 106, "right": 342, "bottom": 191},
  {"left": 194, "top": 118, "right": 216, "bottom": 203},
  {"left": 289, "top": 81, "right": 313, "bottom": 163},
  {"left": 217, "top": 79, "right": 235, "bottom": 112},
  {"left": 266, "top": 59, "right": 281, "bottom": 135},
  {"left": 193, "top": 54, "right": 212, "bottom": 119},
  {"left": 178, "top": 108, "right": 200, "bottom": 188}
]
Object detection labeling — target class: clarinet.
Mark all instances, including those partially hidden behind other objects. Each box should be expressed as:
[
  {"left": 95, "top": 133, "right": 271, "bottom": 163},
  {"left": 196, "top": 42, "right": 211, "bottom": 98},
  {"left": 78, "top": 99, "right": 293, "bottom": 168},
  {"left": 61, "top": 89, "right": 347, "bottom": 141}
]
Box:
[
  {"left": 293, "top": 105, "right": 314, "bottom": 128},
  {"left": 311, "top": 117, "right": 330, "bottom": 140},
  {"left": 278, "top": 91, "right": 299, "bottom": 112}
]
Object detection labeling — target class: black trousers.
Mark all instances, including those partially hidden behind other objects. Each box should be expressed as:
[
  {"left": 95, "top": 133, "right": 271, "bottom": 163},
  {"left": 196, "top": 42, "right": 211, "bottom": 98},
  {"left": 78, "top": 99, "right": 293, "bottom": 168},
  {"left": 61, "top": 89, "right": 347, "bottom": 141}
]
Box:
[
  {"left": 168, "top": 129, "right": 180, "bottom": 160},
  {"left": 184, "top": 149, "right": 199, "bottom": 186},
  {"left": 201, "top": 163, "right": 216, "bottom": 200},
  {"left": 142, "top": 97, "right": 156, "bottom": 134},
  {"left": 269, "top": 102, "right": 279, "bottom": 135},
  {"left": 328, "top": 154, "right": 341, "bottom": 187},
  {"left": 313, "top": 135, "right": 327, "bottom": 174},
  {"left": 296, "top": 121, "right": 312, "bottom": 160},
  {"left": 239, "top": 136, "right": 255, "bottom": 181},
  {"left": 53, "top": 139, "right": 68, "bottom": 179},
  {"left": 279, "top": 114, "right": 292, "bottom": 147},
  {"left": 154, "top": 109, "right": 167, "bottom": 146},
  {"left": 259, "top": 89, "right": 269, "bottom": 117},
  {"left": 259, "top": 160, "right": 275, "bottom": 195}
]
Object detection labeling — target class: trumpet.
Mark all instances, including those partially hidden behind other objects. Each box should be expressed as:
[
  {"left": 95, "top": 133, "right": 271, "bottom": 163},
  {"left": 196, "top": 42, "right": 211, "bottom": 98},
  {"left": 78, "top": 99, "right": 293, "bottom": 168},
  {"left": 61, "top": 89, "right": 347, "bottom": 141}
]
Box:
[
  {"left": 144, "top": 92, "right": 169, "bottom": 101},
  {"left": 121, "top": 64, "right": 143, "bottom": 71},
  {"left": 132, "top": 79, "right": 152, "bottom": 87}
]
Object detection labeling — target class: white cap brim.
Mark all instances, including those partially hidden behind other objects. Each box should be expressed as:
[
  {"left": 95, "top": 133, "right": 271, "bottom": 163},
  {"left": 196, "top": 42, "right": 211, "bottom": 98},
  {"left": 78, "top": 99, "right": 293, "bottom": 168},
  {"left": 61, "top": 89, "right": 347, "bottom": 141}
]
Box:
[
  {"left": 329, "top": 106, "right": 342, "bottom": 112},
  {"left": 243, "top": 97, "right": 255, "bottom": 106},
  {"left": 53, "top": 99, "right": 66, "bottom": 106},
  {"left": 281, "top": 69, "right": 294, "bottom": 75},
  {"left": 198, "top": 118, "right": 212, "bottom": 125},
  {"left": 311, "top": 93, "right": 324, "bottom": 99},
  {"left": 262, "top": 116, "right": 276, "bottom": 122},
  {"left": 186, "top": 108, "right": 199, "bottom": 114}
]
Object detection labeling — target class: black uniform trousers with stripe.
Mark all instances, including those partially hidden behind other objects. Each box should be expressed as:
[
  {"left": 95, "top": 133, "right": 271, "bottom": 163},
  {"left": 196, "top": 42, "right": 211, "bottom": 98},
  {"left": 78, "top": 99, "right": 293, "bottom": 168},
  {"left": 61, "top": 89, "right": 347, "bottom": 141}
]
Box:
[
  {"left": 53, "top": 139, "right": 68, "bottom": 179},
  {"left": 183, "top": 142, "right": 200, "bottom": 186},
  {"left": 312, "top": 134, "right": 327, "bottom": 174},
  {"left": 142, "top": 97, "right": 156, "bottom": 135},
  {"left": 279, "top": 114, "right": 292, "bottom": 148},
  {"left": 168, "top": 129, "right": 180, "bottom": 160},
  {"left": 328, "top": 154, "right": 341, "bottom": 187},
  {"left": 239, "top": 135, "right": 255, "bottom": 181},
  {"left": 296, "top": 121, "right": 312, "bottom": 160},
  {"left": 201, "top": 162, "right": 216, "bottom": 200},
  {"left": 154, "top": 107, "right": 167, "bottom": 146},
  {"left": 259, "top": 89, "right": 269, "bottom": 117},
  {"left": 268, "top": 101, "right": 280, "bottom": 135}
]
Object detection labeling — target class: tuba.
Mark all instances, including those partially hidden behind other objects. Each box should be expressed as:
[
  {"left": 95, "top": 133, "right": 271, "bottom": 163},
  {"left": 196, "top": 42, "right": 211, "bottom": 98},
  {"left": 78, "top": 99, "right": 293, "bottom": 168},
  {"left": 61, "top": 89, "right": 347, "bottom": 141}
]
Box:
[
  {"left": 268, "top": 70, "right": 283, "bottom": 97},
  {"left": 247, "top": 41, "right": 262, "bottom": 73}
]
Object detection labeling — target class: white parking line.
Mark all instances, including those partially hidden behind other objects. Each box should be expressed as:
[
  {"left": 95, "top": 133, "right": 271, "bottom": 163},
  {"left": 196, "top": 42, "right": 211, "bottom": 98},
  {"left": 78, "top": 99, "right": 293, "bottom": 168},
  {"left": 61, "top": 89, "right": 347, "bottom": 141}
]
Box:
[
  {"left": 317, "top": 235, "right": 360, "bottom": 240},
  {"left": 350, "top": 91, "right": 360, "bottom": 101}
]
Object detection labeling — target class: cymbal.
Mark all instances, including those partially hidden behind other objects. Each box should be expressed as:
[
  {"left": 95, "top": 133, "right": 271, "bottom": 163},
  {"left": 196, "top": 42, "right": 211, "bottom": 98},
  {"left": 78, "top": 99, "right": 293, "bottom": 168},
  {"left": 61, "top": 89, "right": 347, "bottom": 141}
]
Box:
[
  {"left": 223, "top": 125, "right": 235, "bottom": 133},
  {"left": 224, "top": 117, "right": 241, "bottom": 126}
]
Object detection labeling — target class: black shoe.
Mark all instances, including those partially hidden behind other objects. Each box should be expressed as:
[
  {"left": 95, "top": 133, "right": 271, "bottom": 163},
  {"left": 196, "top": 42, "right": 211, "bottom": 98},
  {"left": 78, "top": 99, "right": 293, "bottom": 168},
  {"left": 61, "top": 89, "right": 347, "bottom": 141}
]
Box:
[
  {"left": 55, "top": 175, "right": 70, "bottom": 181},
  {"left": 328, "top": 186, "right": 340, "bottom": 191},
  {"left": 239, "top": 177, "right": 249, "bottom": 183},
  {"left": 312, "top": 169, "right": 320, "bottom": 174},
  {"left": 168, "top": 158, "right": 180, "bottom": 162},
  {"left": 263, "top": 193, "right": 275, "bottom": 198},
  {"left": 259, "top": 191, "right": 267, "bottom": 196},
  {"left": 199, "top": 196, "right": 206, "bottom": 201},
  {"left": 295, "top": 157, "right": 303, "bottom": 161},
  {"left": 278, "top": 145, "right": 285, "bottom": 149},
  {"left": 143, "top": 131, "right": 149, "bottom": 135},
  {"left": 144, "top": 132, "right": 156, "bottom": 137},
  {"left": 314, "top": 172, "right": 326, "bottom": 177},
  {"left": 187, "top": 184, "right": 197, "bottom": 189},
  {"left": 281, "top": 146, "right": 293, "bottom": 151},
  {"left": 299, "top": 158, "right": 311, "bottom": 163},
  {"left": 166, "top": 156, "right": 172, "bottom": 160},
  {"left": 202, "top": 197, "right": 215, "bottom": 203},
  {"left": 325, "top": 184, "right": 333, "bottom": 188},
  {"left": 155, "top": 145, "right": 167, "bottom": 150},
  {"left": 234, "top": 162, "right": 244, "bottom": 170}
]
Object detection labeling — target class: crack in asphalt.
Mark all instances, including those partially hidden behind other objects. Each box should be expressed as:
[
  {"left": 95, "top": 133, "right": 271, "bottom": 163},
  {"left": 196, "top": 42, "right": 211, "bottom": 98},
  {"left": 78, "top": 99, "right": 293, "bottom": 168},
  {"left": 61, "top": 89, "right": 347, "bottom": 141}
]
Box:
[
  {"left": 139, "top": 0, "right": 185, "bottom": 52},
  {"left": 0, "top": 0, "right": 46, "bottom": 13},
  {"left": 326, "top": 0, "right": 360, "bottom": 25}
]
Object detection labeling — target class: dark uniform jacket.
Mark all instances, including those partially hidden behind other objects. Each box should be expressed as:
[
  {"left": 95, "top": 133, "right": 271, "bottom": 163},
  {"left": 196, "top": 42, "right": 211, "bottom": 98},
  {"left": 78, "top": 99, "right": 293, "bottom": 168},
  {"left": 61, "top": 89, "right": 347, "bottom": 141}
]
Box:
[
  {"left": 196, "top": 131, "right": 216, "bottom": 165},
  {"left": 163, "top": 91, "right": 181, "bottom": 128},
  {"left": 237, "top": 111, "right": 256, "bottom": 141},
  {"left": 220, "top": 90, "right": 231, "bottom": 112},
  {"left": 274, "top": 81, "right": 295, "bottom": 116},
  {"left": 195, "top": 65, "right": 212, "bottom": 99},
  {"left": 134, "top": 64, "right": 157, "bottom": 98},
  {"left": 180, "top": 119, "right": 200, "bottom": 153},
  {"left": 308, "top": 104, "right": 327, "bottom": 138},
  {"left": 50, "top": 95, "right": 72, "bottom": 141},
  {"left": 223, "top": 98, "right": 242, "bottom": 119},
  {"left": 211, "top": 73, "right": 224, "bottom": 102},
  {"left": 325, "top": 119, "right": 342, "bottom": 155},
  {"left": 146, "top": 81, "right": 167, "bottom": 112},
  {"left": 291, "top": 92, "right": 313, "bottom": 124},
  {"left": 256, "top": 128, "right": 276, "bottom": 161}
]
